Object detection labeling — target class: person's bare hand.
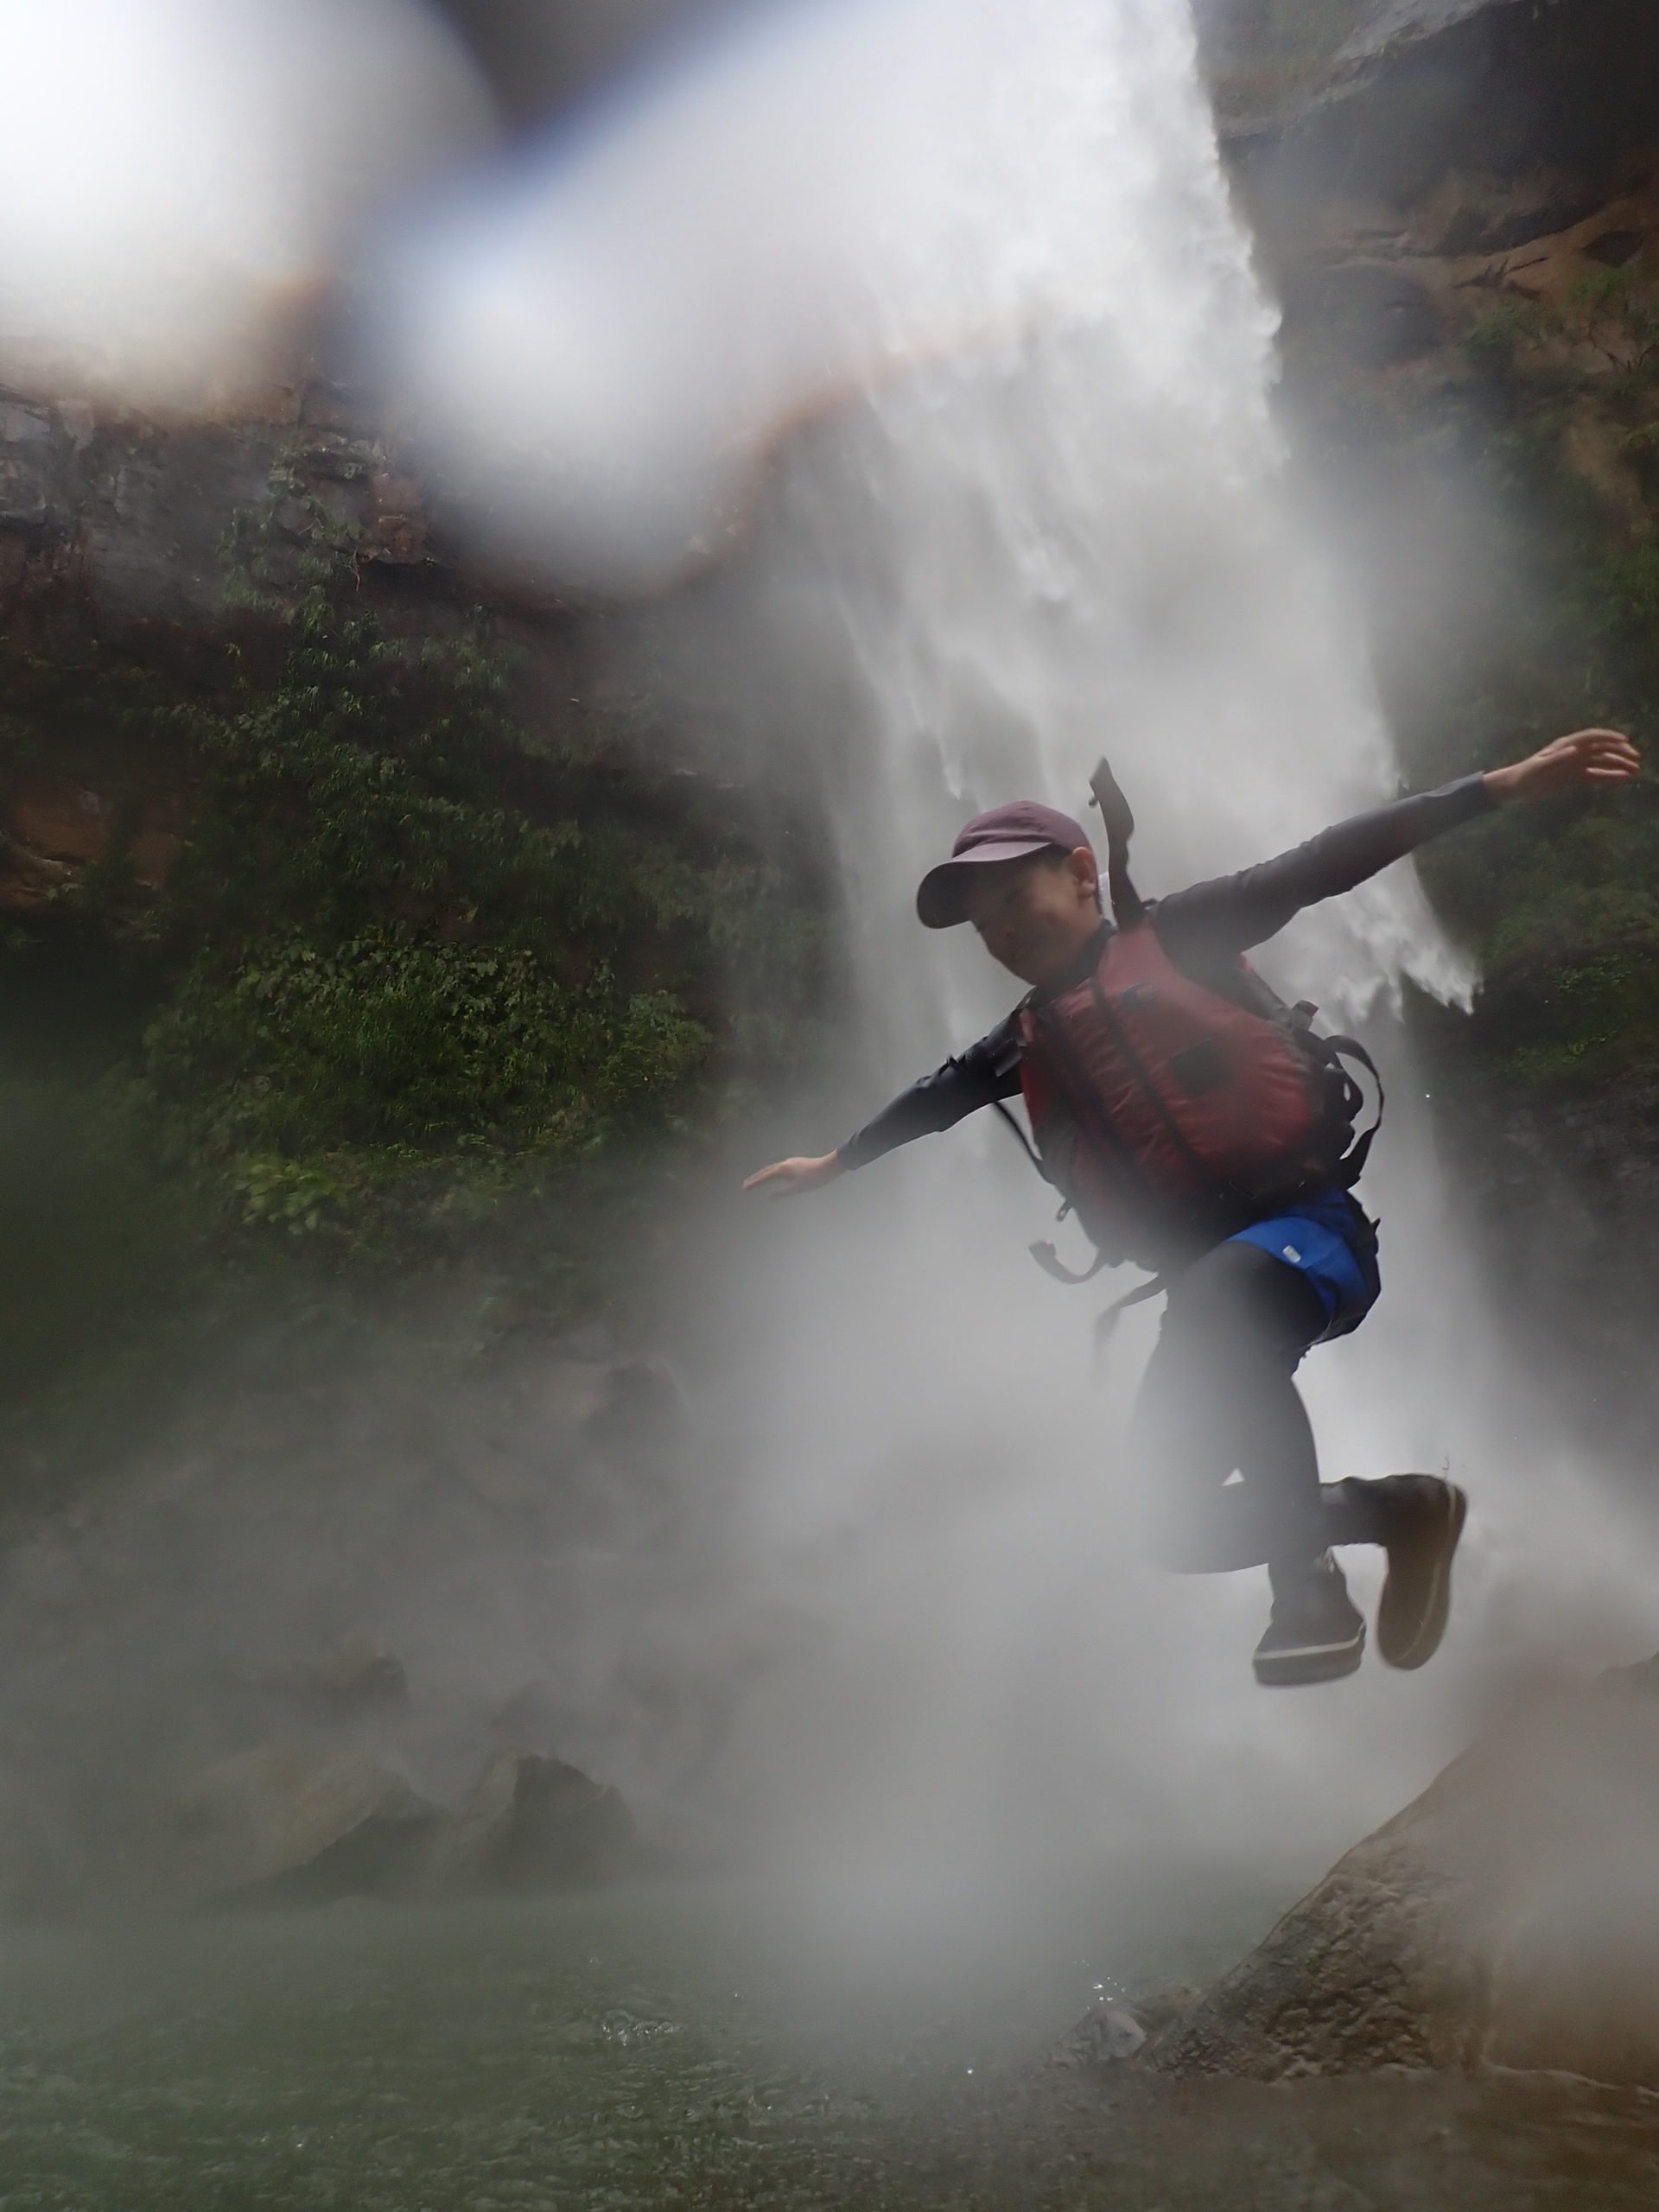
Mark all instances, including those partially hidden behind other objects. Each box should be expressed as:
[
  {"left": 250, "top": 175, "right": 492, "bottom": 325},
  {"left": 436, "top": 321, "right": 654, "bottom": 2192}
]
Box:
[
  {"left": 1484, "top": 728, "right": 1641, "bottom": 804},
  {"left": 741, "top": 1152, "right": 844, "bottom": 1200}
]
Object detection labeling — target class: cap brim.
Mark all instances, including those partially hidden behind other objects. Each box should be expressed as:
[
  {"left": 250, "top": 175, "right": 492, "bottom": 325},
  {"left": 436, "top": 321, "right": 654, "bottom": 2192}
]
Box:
[{"left": 915, "top": 839, "right": 1057, "bottom": 928}]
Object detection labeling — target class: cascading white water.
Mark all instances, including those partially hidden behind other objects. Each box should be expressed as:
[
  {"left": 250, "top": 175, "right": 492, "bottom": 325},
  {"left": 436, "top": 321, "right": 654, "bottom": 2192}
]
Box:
[
  {"left": 614, "top": 0, "right": 1659, "bottom": 1927},
  {"left": 756, "top": 0, "right": 1471, "bottom": 1052},
  {"left": 373, "top": 0, "right": 1659, "bottom": 1929}
]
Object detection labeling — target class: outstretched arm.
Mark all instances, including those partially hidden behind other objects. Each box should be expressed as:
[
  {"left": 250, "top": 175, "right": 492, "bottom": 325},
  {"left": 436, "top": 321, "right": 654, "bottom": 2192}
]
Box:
[
  {"left": 1154, "top": 729, "right": 1639, "bottom": 960},
  {"left": 743, "top": 1017, "right": 1022, "bottom": 1198}
]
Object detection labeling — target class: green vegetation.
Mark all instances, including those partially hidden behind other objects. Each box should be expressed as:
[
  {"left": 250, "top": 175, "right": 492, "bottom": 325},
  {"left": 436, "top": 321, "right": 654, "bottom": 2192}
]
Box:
[
  {"left": 142, "top": 585, "right": 734, "bottom": 1234},
  {"left": 0, "top": 494, "right": 836, "bottom": 1447},
  {"left": 1461, "top": 267, "right": 1659, "bottom": 391},
  {"left": 1419, "top": 790, "right": 1659, "bottom": 1091},
  {"left": 1462, "top": 297, "right": 1554, "bottom": 375},
  {"left": 1410, "top": 261, "right": 1659, "bottom": 1094}
]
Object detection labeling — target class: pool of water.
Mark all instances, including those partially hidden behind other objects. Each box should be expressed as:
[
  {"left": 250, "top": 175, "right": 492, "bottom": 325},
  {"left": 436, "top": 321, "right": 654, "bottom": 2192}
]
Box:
[{"left": 0, "top": 1885, "right": 1653, "bottom": 2209}]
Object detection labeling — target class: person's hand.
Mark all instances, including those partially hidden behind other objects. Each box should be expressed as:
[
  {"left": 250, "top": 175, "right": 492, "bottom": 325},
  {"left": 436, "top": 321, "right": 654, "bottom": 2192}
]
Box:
[
  {"left": 741, "top": 1152, "right": 844, "bottom": 1199},
  {"left": 1484, "top": 728, "right": 1641, "bottom": 803}
]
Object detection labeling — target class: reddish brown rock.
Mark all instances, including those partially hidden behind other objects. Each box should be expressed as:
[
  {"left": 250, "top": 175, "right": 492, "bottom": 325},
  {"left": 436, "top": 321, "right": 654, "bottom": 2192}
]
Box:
[{"left": 1145, "top": 1656, "right": 1659, "bottom": 2088}]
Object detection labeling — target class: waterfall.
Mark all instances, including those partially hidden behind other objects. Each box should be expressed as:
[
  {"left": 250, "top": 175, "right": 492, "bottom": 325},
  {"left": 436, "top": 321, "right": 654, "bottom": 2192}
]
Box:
[
  {"left": 394, "top": 0, "right": 1659, "bottom": 1922},
  {"left": 610, "top": 0, "right": 1480, "bottom": 1910},
  {"left": 758, "top": 0, "right": 1474, "bottom": 1063}
]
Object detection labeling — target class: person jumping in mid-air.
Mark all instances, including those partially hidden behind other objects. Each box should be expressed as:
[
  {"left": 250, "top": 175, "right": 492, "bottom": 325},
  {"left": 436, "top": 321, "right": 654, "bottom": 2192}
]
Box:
[{"left": 745, "top": 728, "right": 1640, "bottom": 1687}]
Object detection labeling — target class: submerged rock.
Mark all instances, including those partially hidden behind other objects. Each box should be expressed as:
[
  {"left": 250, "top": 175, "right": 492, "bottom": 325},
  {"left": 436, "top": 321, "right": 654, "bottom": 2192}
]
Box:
[
  {"left": 170, "top": 1744, "right": 440, "bottom": 1907},
  {"left": 1053, "top": 2000, "right": 1147, "bottom": 2069},
  {"left": 1146, "top": 1656, "right": 1659, "bottom": 2088},
  {"left": 426, "top": 1751, "right": 634, "bottom": 1897}
]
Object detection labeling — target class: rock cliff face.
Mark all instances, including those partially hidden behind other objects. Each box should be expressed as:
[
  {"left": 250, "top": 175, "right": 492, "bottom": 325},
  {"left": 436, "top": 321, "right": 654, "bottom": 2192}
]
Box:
[
  {"left": 1203, "top": 0, "right": 1659, "bottom": 442},
  {"left": 0, "top": 377, "right": 602, "bottom": 666},
  {"left": 1205, "top": 0, "right": 1659, "bottom": 184},
  {"left": 1142, "top": 1656, "right": 1659, "bottom": 2088},
  {"left": 0, "top": 378, "right": 617, "bottom": 913}
]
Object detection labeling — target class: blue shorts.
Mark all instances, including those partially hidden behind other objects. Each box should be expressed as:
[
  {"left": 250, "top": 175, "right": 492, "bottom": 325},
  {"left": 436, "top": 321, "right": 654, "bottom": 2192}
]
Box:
[{"left": 1227, "top": 1188, "right": 1380, "bottom": 1343}]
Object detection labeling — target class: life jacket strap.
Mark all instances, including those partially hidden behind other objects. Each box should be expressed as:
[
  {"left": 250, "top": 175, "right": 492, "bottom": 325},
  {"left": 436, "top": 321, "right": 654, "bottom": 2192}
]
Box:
[
  {"left": 1316, "top": 1030, "right": 1385, "bottom": 1188},
  {"left": 1093, "top": 1273, "right": 1169, "bottom": 1367},
  {"left": 992, "top": 1098, "right": 1047, "bottom": 1178},
  {"left": 1089, "top": 757, "right": 1147, "bottom": 927},
  {"left": 1029, "top": 1237, "right": 1109, "bottom": 1284}
]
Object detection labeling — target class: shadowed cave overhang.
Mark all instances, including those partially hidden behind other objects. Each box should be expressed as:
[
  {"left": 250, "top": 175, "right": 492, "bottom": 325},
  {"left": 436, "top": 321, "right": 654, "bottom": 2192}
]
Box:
[{"left": 1208, "top": 0, "right": 1659, "bottom": 226}]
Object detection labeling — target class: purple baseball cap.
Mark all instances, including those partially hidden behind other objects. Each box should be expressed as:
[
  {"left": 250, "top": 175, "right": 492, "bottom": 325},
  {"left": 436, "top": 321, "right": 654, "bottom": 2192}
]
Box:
[{"left": 915, "top": 800, "right": 1096, "bottom": 928}]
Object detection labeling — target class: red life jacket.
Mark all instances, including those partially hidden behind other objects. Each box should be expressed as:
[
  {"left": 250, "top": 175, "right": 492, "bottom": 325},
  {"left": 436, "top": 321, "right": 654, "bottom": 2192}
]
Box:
[{"left": 1016, "top": 921, "right": 1361, "bottom": 1268}]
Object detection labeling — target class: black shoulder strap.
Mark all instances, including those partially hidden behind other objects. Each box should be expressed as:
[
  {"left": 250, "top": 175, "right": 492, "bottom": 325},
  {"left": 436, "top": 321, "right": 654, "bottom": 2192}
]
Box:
[
  {"left": 1093, "top": 1272, "right": 1168, "bottom": 1363},
  {"left": 1319, "top": 1030, "right": 1385, "bottom": 1186},
  {"left": 992, "top": 1101, "right": 1108, "bottom": 1281},
  {"left": 991, "top": 1097, "right": 1046, "bottom": 1179},
  {"left": 1088, "top": 758, "right": 1147, "bottom": 928},
  {"left": 1030, "top": 1236, "right": 1109, "bottom": 1285}
]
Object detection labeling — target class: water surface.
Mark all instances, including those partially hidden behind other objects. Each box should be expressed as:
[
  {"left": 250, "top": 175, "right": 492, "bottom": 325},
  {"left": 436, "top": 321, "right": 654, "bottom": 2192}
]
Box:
[{"left": 0, "top": 1886, "right": 1653, "bottom": 2209}]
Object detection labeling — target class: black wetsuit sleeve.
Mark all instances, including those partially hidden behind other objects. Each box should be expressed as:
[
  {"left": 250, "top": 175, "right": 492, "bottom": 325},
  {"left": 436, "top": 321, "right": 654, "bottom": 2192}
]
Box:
[
  {"left": 836, "top": 1014, "right": 1023, "bottom": 1170},
  {"left": 1149, "top": 772, "right": 1495, "bottom": 959}
]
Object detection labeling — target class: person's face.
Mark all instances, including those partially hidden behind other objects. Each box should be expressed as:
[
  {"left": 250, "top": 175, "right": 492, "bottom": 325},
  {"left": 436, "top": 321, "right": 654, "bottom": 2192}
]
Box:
[{"left": 961, "top": 847, "right": 1102, "bottom": 987}]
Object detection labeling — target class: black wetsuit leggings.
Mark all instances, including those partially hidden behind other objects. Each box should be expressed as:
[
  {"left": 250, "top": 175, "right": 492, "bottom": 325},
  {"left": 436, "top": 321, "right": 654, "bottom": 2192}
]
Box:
[{"left": 1129, "top": 1239, "right": 1383, "bottom": 1585}]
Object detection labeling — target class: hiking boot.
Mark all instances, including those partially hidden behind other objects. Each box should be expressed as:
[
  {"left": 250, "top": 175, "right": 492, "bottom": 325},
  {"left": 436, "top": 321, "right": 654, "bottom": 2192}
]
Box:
[
  {"left": 1253, "top": 1554, "right": 1365, "bottom": 1688},
  {"left": 1371, "top": 1474, "right": 1467, "bottom": 1670}
]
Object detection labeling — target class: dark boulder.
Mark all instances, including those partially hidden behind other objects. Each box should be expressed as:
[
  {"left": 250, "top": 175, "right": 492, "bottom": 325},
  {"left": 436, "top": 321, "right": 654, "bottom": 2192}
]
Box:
[{"left": 425, "top": 1751, "right": 634, "bottom": 1896}]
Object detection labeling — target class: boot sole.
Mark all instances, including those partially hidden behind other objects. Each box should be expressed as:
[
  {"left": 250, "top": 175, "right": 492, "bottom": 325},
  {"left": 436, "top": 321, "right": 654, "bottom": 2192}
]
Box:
[
  {"left": 1253, "top": 1625, "right": 1365, "bottom": 1688},
  {"left": 1378, "top": 1482, "right": 1467, "bottom": 1670}
]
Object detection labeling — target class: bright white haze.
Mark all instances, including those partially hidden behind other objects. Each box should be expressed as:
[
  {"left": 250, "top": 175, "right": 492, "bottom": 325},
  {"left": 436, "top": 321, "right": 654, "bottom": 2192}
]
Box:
[
  {"left": 553, "top": 0, "right": 1659, "bottom": 1927},
  {"left": 2, "top": 0, "right": 1656, "bottom": 1951},
  {"left": 0, "top": 0, "right": 488, "bottom": 407},
  {"left": 384, "top": 0, "right": 1310, "bottom": 597}
]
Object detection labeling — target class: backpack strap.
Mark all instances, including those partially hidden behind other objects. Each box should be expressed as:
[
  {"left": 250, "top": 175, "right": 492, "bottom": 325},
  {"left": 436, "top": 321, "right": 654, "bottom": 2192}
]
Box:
[
  {"left": 991, "top": 1097, "right": 1046, "bottom": 1179},
  {"left": 994, "top": 1101, "right": 1109, "bottom": 1281},
  {"left": 1302, "top": 1018, "right": 1385, "bottom": 1188},
  {"left": 1029, "top": 1236, "right": 1110, "bottom": 1285},
  {"left": 1089, "top": 757, "right": 1147, "bottom": 928},
  {"left": 1093, "top": 1272, "right": 1168, "bottom": 1365}
]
